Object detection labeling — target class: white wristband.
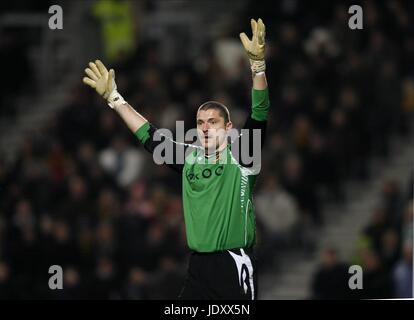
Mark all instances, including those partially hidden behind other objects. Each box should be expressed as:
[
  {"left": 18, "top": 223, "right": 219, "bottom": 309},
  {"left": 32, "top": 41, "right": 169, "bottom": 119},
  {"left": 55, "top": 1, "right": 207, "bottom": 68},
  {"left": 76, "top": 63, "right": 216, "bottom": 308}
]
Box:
[
  {"left": 107, "top": 90, "right": 127, "bottom": 110},
  {"left": 250, "top": 59, "right": 266, "bottom": 74}
]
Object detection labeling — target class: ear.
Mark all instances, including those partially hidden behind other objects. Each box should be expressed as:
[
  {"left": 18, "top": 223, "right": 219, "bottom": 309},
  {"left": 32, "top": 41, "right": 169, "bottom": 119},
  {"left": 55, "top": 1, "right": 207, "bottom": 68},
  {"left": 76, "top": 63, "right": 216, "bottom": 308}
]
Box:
[{"left": 226, "top": 121, "right": 233, "bottom": 131}]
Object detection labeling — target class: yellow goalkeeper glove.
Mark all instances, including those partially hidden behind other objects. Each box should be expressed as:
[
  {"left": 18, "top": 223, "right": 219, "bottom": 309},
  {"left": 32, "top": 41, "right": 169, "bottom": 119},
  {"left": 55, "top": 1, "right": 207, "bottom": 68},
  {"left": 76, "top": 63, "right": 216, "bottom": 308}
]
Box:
[
  {"left": 239, "top": 18, "right": 266, "bottom": 74},
  {"left": 82, "top": 60, "right": 126, "bottom": 109}
]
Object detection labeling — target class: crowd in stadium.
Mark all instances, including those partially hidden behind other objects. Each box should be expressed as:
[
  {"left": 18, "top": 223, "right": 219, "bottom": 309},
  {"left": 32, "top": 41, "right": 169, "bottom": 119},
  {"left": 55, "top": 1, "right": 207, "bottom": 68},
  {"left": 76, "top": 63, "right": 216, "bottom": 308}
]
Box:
[
  {"left": 0, "top": 0, "right": 413, "bottom": 298},
  {"left": 312, "top": 178, "right": 413, "bottom": 299}
]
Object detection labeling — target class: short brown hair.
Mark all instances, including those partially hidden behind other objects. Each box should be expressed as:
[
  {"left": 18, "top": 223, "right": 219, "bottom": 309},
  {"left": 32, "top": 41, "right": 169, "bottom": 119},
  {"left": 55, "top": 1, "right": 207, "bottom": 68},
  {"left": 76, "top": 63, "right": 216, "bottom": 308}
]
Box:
[{"left": 197, "top": 101, "right": 230, "bottom": 124}]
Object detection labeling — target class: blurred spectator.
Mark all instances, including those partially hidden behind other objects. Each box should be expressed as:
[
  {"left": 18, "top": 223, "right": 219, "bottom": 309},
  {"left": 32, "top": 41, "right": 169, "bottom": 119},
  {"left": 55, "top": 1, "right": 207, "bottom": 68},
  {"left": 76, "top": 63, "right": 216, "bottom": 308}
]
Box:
[
  {"left": 90, "top": 257, "right": 120, "bottom": 299},
  {"left": 401, "top": 201, "right": 413, "bottom": 248},
  {"left": 54, "top": 267, "right": 83, "bottom": 300},
  {"left": 99, "top": 136, "right": 145, "bottom": 187},
  {"left": 256, "top": 176, "right": 299, "bottom": 239},
  {"left": 149, "top": 256, "right": 185, "bottom": 299},
  {"left": 0, "top": 262, "right": 13, "bottom": 299},
  {"left": 359, "top": 249, "right": 393, "bottom": 299},
  {"left": 91, "top": 0, "right": 137, "bottom": 62},
  {"left": 123, "top": 267, "right": 148, "bottom": 299},
  {"left": 280, "top": 154, "right": 321, "bottom": 226},
  {"left": 381, "top": 181, "right": 404, "bottom": 227},
  {"left": 363, "top": 208, "right": 388, "bottom": 254},
  {"left": 392, "top": 244, "right": 413, "bottom": 298},
  {"left": 378, "top": 229, "right": 401, "bottom": 272},
  {"left": 255, "top": 175, "right": 300, "bottom": 264},
  {"left": 311, "top": 248, "right": 350, "bottom": 299}
]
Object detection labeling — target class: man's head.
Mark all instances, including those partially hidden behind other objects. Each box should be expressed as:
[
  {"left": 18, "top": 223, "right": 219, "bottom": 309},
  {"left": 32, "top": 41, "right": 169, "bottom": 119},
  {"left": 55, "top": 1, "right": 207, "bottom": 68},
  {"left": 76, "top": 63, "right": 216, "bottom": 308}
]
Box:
[
  {"left": 196, "top": 101, "right": 233, "bottom": 153},
  {"left": 321, "top": 248, "right": 338, "bottom": 269}
]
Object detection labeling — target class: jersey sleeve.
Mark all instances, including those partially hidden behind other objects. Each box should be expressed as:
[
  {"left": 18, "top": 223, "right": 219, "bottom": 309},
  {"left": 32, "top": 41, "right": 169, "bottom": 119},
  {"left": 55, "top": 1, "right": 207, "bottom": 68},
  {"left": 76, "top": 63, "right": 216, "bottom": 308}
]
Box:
[
  {"left": 134, "top": 122, "right": 184, "bottom": 173},
  {"left": 238, "top": 87, "right": 269, "bottom": 169}
]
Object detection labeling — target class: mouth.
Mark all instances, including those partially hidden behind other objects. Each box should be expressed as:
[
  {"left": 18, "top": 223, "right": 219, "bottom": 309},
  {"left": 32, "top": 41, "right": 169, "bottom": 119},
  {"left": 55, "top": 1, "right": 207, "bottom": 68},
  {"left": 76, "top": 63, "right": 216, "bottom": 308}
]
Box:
[{"left": 202, "top": 136, "right": 212, "bottom": 148}]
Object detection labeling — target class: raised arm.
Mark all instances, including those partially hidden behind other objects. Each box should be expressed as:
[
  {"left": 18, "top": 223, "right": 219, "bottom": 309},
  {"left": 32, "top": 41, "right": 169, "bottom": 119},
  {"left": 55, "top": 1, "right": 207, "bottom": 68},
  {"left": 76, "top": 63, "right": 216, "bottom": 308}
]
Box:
[
  {"left": 82, "top": 60, "right": 183, "bottom": 173},
  {"left": 82, "top": 60, "right": 148, "bottom": 133},
  {"left": 239, "top": 18, "right": 270, "bottom": 148},
  {"left": 240, "top": 19, "right": 268, "bottom": 88}
]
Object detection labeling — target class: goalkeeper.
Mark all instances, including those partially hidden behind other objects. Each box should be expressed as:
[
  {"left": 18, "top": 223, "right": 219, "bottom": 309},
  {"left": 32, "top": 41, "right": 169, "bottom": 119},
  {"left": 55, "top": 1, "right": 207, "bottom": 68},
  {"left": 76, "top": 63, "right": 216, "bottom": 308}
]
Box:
[{"left": 83, "top": 19, "right": 269, "bottom": 300}]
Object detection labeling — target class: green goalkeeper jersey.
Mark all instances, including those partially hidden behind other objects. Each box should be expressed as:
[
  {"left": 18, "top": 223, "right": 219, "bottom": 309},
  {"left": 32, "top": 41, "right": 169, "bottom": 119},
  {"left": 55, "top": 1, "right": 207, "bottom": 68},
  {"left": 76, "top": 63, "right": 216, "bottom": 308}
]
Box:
[
  {"left": 135, "top": 88, "right": 269, "bottom": 252},
  {"left": 182, "top": 145, "right": 259, "bottom": 252}
]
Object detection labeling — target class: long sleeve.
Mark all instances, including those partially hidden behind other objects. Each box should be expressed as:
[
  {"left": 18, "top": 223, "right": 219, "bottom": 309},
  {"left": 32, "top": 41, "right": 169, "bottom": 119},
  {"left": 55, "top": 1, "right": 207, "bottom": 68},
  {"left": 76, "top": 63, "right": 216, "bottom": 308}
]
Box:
[
  {"left": 134, "top": 122, "right": 184, "bottom": 173},
  {"left": 238, "top": 88, "right": 269, "bottom": 168}
]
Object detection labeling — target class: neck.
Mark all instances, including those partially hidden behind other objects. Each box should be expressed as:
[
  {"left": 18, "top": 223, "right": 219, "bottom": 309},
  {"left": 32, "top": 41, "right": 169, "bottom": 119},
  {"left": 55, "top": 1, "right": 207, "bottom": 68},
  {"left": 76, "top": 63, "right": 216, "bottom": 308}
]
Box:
[{"left": 204, "top": 142, "right": 228, "bottom": 157}]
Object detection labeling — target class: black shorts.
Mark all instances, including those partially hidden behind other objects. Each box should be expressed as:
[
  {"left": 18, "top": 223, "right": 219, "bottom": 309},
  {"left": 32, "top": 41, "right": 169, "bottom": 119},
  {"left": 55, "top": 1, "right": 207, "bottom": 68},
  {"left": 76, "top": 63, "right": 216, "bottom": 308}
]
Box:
[{"left": 178, "top": 248, "right": 258, "bottom": 300}]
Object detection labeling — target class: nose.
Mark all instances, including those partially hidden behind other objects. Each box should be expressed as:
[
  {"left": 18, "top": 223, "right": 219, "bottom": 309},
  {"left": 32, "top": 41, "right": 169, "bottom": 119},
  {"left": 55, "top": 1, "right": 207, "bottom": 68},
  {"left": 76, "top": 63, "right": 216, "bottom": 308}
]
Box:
[{"left": 201, "top": 123, "right": 210, "bottom": 133}]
